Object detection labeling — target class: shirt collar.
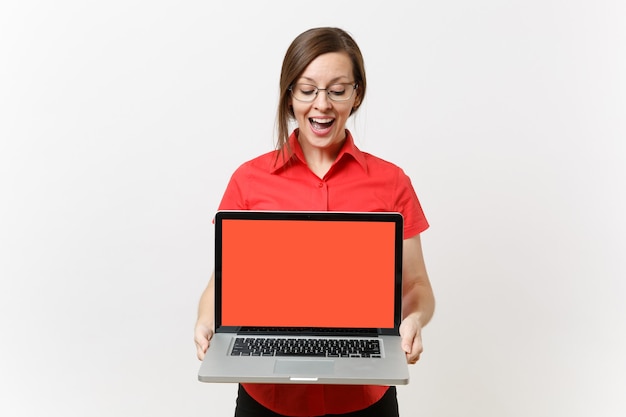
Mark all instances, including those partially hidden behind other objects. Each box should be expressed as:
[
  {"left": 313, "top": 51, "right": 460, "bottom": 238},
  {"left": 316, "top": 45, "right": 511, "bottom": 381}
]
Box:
[{"left": 270, "top": 129, "right": 368, "bottom": 174}]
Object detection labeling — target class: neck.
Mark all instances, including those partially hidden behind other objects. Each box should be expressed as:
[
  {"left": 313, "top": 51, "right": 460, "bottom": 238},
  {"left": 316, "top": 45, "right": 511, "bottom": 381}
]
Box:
[{"left": 297, "top": 132, "right": 346, "bottom": 179}]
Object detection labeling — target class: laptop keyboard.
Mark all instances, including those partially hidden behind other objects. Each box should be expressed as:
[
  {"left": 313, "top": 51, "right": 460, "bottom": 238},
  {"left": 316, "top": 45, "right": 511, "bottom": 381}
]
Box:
[{"left": 231, "top": 337, "right": 382, "bottom": 358}]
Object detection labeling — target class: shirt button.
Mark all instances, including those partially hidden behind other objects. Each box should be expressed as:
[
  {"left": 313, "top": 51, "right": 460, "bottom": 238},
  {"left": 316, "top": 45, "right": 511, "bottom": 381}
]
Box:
[{"left": 318, "top": 182, "right": 324, "bottom": 188}]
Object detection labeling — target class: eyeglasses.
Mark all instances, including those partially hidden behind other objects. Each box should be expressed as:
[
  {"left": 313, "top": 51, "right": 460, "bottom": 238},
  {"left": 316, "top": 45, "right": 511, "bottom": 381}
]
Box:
[{"left": 289, "top": 83, "right": 358, "bottom": 102}]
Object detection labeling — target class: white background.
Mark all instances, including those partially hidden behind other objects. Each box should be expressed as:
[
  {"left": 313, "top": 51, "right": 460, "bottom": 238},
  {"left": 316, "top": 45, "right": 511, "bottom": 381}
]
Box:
[{"left": 1, "top": 1, "right": 625, "bottom": 416}]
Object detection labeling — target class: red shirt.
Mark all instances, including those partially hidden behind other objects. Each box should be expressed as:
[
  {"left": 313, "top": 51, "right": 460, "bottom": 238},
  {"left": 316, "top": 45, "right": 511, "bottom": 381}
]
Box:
[{"left": 217, "top": 130, "right": 429, "bottom": 415}]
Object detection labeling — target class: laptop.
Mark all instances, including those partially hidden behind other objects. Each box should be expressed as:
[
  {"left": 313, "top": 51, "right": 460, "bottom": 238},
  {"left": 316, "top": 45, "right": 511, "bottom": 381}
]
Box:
[{"left": 198, "top": 210, "right": 409, "bottom": 385}]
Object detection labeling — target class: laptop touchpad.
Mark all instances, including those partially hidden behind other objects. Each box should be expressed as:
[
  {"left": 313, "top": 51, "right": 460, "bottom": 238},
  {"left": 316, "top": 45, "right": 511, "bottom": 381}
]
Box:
[{"left": 274, "top": 360, "right": 334, "bottom": 375}]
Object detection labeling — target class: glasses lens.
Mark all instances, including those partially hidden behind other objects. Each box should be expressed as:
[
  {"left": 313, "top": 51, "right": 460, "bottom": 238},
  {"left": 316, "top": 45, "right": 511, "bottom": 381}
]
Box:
[
  {"left": 292, "top": 84, "right": 318, "bottom": 102},
  {"left": 327, "top": 84, "right": 353, "bottom": 101},
  {"left": 291, "top": 83, "right": 356, "bottom": 102}
]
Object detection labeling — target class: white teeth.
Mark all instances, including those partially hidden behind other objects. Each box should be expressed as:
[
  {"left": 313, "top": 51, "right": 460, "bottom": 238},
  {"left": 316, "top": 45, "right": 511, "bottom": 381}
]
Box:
[{"left": 311, "top": 118, "right": 333, "bottom": 123}]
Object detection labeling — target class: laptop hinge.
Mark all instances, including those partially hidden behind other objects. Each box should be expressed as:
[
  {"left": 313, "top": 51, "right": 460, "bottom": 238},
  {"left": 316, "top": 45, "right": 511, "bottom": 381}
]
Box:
[{"left": 236, "top": 327, "right": 380, "bottom": 337}]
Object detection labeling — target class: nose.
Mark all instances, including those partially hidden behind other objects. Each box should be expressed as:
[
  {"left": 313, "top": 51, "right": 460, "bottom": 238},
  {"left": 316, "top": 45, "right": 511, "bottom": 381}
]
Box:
[{"left": 313, "top": 89, "right": 332, "bottom": 110}]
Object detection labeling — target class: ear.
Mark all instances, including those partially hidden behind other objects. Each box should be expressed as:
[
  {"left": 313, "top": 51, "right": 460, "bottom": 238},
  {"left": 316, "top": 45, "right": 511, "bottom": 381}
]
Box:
[
  {"left": 288, "top": 100, "right": 295, "bottom": 117},
  {"left": 353, "top": 87, "right": 362, "bottom": 109}
]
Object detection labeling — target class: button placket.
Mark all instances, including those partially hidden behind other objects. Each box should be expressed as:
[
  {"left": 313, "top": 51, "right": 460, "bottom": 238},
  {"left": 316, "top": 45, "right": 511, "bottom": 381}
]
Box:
[{"left": 315, "top": 180, "right": 329, "bottom": 210}]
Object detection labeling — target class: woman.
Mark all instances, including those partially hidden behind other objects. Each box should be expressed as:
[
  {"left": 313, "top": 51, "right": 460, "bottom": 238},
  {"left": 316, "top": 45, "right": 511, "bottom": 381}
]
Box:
[{"left": 194, "top": 27, "right": 435, "bottom": 416}]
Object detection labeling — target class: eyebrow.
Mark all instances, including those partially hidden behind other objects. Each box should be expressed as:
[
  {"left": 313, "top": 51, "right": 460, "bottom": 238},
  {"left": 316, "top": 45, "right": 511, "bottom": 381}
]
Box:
[{"left": 298, "top": 76, "right": 352, "bottom": 84}]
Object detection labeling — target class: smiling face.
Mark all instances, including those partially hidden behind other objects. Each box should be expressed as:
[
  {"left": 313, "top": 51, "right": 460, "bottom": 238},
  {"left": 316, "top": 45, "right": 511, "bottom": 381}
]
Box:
[{"left": 289, "top": 52, "right": 361, "bottom": 156}]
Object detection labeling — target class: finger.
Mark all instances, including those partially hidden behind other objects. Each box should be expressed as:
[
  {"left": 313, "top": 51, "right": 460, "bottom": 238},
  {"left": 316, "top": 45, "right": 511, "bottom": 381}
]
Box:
[
  {"left": 402, "top": 338, "right": 413, "bottom": 355},
  {"left": 196, "top": 345, "right": 205, "bottom": 361},
  {"left": 194, "top": 330, "right": 212, "bottom": 361},
  {"left": 406, "top": 338, "right": 423, "bottom": 364},
  {"left": 407, "top": 350, "right": 420, "bottom": 364},
  {"left": 400, "top": 329, "right": 421, "bottom": 363},
  {"left": 195, "top": 338, "right": 209, "bottom": 360},
  {"left": 401, "top": 328, "right": 417, "bottom": 354},
  {"left": 402, "top": 340, "right": 418, "bottom": 363}
]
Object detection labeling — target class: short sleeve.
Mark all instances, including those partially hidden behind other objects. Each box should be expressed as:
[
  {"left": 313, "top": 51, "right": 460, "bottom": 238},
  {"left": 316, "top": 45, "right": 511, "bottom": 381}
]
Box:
[
  {"left": 394, "top": 169, "right": 429, "bottom": 239},
  {"left": 217, "top": 165, "right": 249, "bottom": 211}
]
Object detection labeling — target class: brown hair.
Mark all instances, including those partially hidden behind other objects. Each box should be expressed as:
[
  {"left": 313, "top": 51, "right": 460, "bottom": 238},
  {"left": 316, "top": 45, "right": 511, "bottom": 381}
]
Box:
[{"left": 275, "top": 27, "right": 367, "bottom": 161}]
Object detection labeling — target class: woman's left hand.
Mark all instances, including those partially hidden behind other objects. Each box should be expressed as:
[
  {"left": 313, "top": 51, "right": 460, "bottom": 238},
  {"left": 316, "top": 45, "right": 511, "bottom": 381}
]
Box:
[{"left": 399, "top": 313, "right": 423, "bottom": 364}]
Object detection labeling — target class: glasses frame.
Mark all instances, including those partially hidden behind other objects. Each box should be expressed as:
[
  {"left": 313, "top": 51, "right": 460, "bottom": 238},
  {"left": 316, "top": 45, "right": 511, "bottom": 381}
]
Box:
[{"left": 289, "top": 82, "right": 358, "bottom": 103}]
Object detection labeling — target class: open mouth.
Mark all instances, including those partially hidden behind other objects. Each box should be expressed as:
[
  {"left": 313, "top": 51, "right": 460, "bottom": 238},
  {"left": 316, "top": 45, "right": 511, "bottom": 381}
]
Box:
[{"left": 309, "top": 117, "right": 335, "bottom": 131}]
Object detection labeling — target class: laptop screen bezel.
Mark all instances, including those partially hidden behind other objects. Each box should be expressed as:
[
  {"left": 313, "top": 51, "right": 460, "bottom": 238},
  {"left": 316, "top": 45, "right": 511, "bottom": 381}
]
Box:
[{"left": 213, "top": 210, "right": 404, "bottom": 336}]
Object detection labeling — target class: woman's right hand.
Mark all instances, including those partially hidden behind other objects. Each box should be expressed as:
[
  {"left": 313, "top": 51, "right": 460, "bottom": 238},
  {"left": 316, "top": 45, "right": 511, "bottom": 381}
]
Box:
[{"left": 194, "top": 322, "right": 214, "bottom": 360}]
